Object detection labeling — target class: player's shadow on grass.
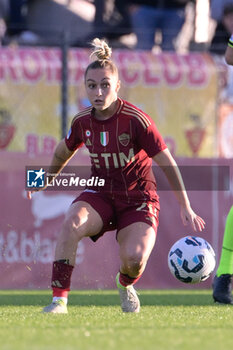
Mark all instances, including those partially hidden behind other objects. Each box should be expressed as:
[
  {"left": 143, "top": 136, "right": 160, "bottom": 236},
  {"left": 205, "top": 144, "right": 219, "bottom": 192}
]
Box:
[{"left": 0, "top": 292, "right": 215, "bottom": 307}]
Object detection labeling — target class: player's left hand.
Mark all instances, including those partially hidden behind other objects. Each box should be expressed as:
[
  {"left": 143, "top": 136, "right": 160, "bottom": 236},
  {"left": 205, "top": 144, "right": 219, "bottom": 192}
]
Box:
[{"left": 180, "top": 205, "right": 206, "bottom": 232}]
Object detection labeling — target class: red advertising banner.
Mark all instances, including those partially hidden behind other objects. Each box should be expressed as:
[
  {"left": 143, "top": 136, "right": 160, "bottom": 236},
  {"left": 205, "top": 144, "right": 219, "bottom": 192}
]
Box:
[{"left": 0, "top": 152, "right": 232, "bottom": 290}]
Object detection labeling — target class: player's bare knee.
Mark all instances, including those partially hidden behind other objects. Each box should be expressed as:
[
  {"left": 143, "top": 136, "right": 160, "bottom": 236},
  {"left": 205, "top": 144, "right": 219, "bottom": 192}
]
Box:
[
  {"left": 62, "top": 214, "right": 87, "bottom": 241},
  {"left": 123, "top": 253, "right": 145, "bottom": 275}
]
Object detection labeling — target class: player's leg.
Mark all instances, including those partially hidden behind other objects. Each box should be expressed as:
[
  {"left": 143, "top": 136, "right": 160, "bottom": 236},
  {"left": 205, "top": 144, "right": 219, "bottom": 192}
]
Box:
[
  {"left": 54, "top": 201, "right": 104, "bottom": 265},
  {"left": 160, "top": 8, "right": 185, "bottom": 51},
  {"left": 116, "top": 222, "right": 156, "bottom": 312},
  {"left": 130, "top": 6, "right": 158, "bottom": 50},
  {"left": 213, "top": 206, "right": 233, "bottom": 304},
  {"left": 43, "top": 197, "right": 112, "bottom": 313}
]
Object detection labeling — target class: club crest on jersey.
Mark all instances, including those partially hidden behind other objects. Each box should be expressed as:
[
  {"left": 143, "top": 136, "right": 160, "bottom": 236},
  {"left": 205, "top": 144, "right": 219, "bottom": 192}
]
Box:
[
  {"left": 100, "top": 131, "right": 109, "bottom": 146},
  {"left": 118, "top": 133, "right": 130, "bottom": 146}
]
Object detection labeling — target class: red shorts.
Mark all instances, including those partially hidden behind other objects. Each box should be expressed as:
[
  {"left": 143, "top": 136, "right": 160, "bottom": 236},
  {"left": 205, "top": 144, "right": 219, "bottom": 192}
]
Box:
[{"left": 72, "top": 190, "right": 159, "bottom": 242}]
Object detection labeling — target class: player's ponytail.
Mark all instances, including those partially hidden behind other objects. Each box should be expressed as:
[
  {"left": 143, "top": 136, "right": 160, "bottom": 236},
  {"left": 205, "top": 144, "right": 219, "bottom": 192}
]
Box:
[
  {"left": 90, "top": 38, "right": 112, "bottom": 61},
  {"left": 85, "top": 38, "right": 118, "bottom": 79}
]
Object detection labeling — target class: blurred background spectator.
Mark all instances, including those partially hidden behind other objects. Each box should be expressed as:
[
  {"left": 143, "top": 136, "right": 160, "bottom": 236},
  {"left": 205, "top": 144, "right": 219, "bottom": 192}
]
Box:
[
  {"left": 5, "top": 0, "right": 40, "bottom": 45},
  {"left": 85, "top": 0, "right": 195, "bottom": 51},
  {"left": 210, "top": 3, "right": 233, "bottom": 55},
  {"left": 128, "top": 0, "right": 190, "bottom": 51},
  {"left": 7, "top": 0, "right": 28, "bottom": 36},
  {"left": 1, "top": 0, "right": 95, "bottom": 46},
  {"left": 0, "top": 0, "right": 7, "bottom": 44},
  {"left": 85, "top": 0, "right": 132, "bottom": 46},
  {"left": 210, "top": 0, "right": 233, "bottom": 22},
  {"left": 209, "top": 1, "right": 233, "bottom": 55}
]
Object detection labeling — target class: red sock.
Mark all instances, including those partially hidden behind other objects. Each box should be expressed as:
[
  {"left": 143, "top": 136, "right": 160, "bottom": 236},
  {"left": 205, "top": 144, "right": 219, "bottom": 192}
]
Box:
[
  {"left": 51, "top": 260, "right": 74, "bottom": 298},
  {"left": 119, "top": 272, "right": 141, "bottom": 287}
]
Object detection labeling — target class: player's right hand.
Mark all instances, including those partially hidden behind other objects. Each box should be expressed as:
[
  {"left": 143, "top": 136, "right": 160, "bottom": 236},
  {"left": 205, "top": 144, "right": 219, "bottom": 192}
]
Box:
[
  {"left": 26, "top": 185, "right": 47, "bottom": 199},
  {"left": 26, "top": 189, "right": 41, "bottom": 199},
  {"left": 27, "top": 191, "right": 34, "bottom": 200}
]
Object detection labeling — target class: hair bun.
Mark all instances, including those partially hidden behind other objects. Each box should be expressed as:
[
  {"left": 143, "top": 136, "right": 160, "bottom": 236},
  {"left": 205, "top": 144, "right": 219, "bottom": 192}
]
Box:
[{"left": 90, "top": 38, "right": 112, "bottom": 61}]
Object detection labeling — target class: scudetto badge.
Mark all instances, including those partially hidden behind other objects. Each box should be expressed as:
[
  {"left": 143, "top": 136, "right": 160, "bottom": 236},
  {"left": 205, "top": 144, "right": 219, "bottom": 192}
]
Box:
[{"left": 100, "top": 131, "right": 109, "bottom": 146}]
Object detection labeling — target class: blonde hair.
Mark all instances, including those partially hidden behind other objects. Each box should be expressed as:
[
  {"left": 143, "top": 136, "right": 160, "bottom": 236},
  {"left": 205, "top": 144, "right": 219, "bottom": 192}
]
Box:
[
  {"left": 90, "top": 38, "right": 112, "bottom": 61},
  {"left": 85, "top": 38, "right": 118, "bottom": 79}
]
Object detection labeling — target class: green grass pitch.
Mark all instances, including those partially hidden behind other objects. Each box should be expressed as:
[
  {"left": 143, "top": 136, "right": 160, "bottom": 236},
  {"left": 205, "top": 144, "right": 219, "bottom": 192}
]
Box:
[{"left": 1, "top": 289, "right": 233, "bottom": 350}]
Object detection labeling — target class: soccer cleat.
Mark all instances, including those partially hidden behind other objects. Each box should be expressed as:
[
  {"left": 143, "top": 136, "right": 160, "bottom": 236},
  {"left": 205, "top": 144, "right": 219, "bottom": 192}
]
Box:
[
  {"left": 116, "top": 273, "right": 140, "bottom": 313},
  {"left": 212, "top": 274, "right": 233, "bottom": 304},
  {"left": 42, "top": 299, "right": 68, "bottom": 314}
]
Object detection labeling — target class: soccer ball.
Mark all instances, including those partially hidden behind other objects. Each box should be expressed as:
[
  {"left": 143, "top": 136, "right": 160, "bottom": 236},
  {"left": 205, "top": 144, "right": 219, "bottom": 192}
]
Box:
[{"left": 168, "top": 236, "right": 216, "bottom": 284}]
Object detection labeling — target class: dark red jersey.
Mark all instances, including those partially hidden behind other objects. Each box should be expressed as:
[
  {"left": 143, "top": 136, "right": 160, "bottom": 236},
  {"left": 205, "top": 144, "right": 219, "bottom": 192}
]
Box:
[{"left": 65, "top": 98, "right": 167, "bottom": 206}]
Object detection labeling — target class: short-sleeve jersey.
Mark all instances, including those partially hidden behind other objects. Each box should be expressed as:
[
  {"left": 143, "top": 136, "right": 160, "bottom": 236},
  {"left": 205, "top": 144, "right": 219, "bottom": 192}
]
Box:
[{"left": 65, "top": 98, "right": 167, "bottom": 207}]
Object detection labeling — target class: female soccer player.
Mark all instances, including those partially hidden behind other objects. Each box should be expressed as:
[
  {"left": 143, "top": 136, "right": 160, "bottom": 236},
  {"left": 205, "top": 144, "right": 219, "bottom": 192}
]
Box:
[{"left": 28, "top": 38, "right": 205, "bottom": 313}]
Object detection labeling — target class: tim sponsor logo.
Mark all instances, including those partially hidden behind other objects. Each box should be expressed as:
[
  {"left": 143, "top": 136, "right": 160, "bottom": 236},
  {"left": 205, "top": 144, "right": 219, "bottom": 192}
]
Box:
[{"left": 90, "top": 148, "right": 135, "bottom": 168}]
